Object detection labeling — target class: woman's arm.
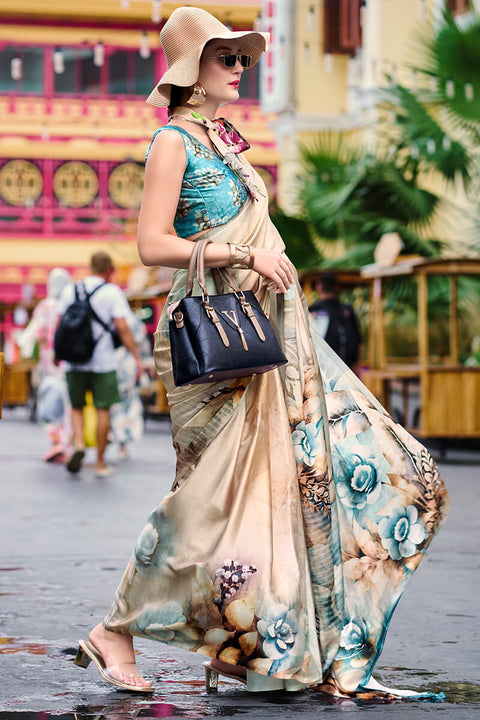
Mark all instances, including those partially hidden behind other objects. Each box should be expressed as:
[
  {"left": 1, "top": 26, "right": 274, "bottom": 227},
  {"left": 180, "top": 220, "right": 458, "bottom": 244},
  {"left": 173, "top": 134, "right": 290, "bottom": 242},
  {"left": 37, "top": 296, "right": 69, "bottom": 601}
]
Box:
[
  {"left": 137, "top": 129, "right": 295, "bottom": 292},
  {"left": 137, "top": 130, "right": 230, "bottom": 269}
]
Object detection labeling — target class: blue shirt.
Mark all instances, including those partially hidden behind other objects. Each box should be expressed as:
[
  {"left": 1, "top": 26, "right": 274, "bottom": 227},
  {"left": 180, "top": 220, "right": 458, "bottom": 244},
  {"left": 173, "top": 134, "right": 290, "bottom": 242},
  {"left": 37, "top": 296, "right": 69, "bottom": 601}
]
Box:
[{"left": 145, "top": 125, "right": 249, "bottom": 238}]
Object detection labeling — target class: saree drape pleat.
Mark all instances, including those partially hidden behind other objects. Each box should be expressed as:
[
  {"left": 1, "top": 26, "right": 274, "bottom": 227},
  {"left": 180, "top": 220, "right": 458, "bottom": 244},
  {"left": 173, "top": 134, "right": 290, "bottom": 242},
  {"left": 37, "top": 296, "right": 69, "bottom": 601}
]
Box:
[{"left": 104, "top": 177, "right": 449, "bottom": 693}]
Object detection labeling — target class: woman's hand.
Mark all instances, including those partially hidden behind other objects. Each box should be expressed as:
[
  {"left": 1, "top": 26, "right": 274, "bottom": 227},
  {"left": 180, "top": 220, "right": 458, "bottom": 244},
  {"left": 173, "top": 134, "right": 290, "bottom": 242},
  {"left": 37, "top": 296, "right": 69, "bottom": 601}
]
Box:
[{"left": 253, "top": 248, "right": 296, "bottom": 294}]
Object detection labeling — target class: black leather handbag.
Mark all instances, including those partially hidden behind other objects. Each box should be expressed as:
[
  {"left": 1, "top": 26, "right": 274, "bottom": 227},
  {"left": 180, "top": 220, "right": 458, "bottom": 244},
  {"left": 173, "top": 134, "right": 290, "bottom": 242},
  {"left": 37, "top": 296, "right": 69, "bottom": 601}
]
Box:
[{"left": 169, "top": 238, "right": 287, "bottom": 386}]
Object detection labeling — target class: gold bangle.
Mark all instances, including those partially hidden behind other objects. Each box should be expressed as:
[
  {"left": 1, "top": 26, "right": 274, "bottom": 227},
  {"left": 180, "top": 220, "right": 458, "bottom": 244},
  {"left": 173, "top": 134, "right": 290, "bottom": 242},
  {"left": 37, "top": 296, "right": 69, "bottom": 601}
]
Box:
[{"left": 229, "top": 244, "right": 253, "bottom": 269}]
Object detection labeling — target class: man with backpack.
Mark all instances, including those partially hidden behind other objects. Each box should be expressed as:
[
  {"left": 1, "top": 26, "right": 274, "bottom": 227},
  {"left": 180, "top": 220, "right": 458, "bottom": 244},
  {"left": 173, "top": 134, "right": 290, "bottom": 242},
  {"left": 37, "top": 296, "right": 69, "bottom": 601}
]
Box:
[
  {"left": 56, "top": 251, "right": 143, "bottom": 477},
  {"left": 309, "top": 272, "right": 361, "bottom": 373}
]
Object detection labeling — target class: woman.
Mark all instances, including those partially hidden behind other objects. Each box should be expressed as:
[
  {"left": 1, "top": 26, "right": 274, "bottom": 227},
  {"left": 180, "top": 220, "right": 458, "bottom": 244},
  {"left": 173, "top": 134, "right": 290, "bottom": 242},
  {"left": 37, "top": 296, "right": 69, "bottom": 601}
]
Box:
[
  {"left": 75, "top": 7, "right": 449, "bottom": 699},
  {"left": 19, "top": 267, "right": 72, "bottom": 462}
]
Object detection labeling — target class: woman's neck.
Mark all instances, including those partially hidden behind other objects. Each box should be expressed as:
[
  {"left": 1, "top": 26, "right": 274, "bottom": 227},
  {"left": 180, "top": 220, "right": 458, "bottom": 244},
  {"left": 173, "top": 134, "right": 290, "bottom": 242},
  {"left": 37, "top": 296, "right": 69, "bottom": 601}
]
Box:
[
  {"left": 200, "top": 99, "right": 220, "bottom": 119},
  {"left": 173, "top": 100, "right": 220, "bottom": 121}
]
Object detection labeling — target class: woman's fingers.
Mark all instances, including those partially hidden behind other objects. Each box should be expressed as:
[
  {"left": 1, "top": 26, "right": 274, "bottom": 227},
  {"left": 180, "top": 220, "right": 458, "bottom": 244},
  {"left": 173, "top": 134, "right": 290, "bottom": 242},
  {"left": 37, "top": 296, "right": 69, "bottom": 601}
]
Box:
[
  {"left": 283, "top": 263, "right": 295, "bottom": 284},
  {"left": 278, "top": 266, "right": 293, "bottom": 291},
  {"left": 280, "top": 256, "right": 296, "bottom": 283},
  {"left": 257, "top": 250, "right": 296, "bottom": 293},
  {"left": 272, "top": 271, "right": 289, "bottom": 293},
  {"left": 261, "top": 277, "right": 289, "bottom": 293}
]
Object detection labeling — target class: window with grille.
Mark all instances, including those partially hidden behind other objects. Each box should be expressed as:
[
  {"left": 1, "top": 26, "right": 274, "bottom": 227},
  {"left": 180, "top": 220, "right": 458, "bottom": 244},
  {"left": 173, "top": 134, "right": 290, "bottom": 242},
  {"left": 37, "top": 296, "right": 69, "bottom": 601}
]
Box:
[
  {"left": 0, "top": 47, "right": 44, "bottom": 93},
  {"left": 54, "top": 47, "right": 100, "bottom": 94},
  {"left": 109, "top": 50, "right": 154, "bottom": 95}
]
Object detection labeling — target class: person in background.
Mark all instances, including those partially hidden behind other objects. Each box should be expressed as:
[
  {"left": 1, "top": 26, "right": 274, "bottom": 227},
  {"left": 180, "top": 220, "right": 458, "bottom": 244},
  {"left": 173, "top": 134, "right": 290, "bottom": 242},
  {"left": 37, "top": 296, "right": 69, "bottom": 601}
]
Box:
[
  {"left": 309, "top": 272, "right": 361, "bottom": 374},
  {"left": 58, "top": 251, "right": 143, "bottom": 477},
  {"left": 18, "top": 267, "right": 72, "bottom": 462},
  {"left": 110, "top": 308, "right": 151, "bottom": 460}
]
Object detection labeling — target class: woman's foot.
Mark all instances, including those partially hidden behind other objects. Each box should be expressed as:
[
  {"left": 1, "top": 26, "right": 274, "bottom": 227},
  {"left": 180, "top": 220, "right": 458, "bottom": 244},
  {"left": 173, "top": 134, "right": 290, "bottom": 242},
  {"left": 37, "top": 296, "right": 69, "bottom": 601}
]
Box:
[{"left": 88, "top": 623, "right": 152, "bottom": 689}]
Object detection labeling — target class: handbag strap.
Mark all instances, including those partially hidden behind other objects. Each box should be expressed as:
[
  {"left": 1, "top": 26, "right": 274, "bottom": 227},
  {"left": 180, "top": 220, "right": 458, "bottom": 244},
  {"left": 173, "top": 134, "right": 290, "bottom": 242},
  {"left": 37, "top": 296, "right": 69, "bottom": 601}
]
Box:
[
  {"left": 185, "top": 238, "right": 225, "bottom": 296},
  {"left": 186, "top": 238, "right": 243, "bottom": 298},
  {"left": 185, "top": 239, "right": 205, "bottom": 296},
  {"left": 196, "top": 239, "right": 267, "bottom": 343}
]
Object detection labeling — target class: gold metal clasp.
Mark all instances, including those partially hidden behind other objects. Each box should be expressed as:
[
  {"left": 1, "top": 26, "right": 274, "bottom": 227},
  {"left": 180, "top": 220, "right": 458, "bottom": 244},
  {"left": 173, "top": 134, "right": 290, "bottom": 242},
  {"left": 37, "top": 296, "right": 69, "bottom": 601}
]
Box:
[{"left": 173, "top": 311, "right": 184, "bottom": 329}]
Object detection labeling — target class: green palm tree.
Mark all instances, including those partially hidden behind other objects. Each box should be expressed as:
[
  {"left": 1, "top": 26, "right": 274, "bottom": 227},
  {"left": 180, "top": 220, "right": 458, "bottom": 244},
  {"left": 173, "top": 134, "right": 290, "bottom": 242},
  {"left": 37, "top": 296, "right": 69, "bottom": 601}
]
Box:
[
  {"left": 273, "top": 4, "right": 480, "bottom": 269},
  {"left": 271, "top": 4, "right": 480, "bottom": 362}
]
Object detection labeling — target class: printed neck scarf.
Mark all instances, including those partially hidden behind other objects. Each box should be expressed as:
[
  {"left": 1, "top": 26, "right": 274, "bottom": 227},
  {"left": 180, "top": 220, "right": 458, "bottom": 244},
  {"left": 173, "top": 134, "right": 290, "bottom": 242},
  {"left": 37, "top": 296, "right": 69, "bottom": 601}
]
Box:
[{"left": 168, "top": 108, "right": 262, "bottom": 200}]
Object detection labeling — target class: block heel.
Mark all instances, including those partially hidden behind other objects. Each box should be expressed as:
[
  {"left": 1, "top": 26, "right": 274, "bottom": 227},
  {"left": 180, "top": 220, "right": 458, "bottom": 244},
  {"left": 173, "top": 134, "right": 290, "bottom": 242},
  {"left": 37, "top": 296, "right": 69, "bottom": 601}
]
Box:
[
  {"left": 74, "top": 644, "right": 92, "bottom": 668},
  {"left": 203, "top": 661, "right": 247, "bottom": 692},
  {"left": 204, "top": 662, "right": 219, "bottom": 693}
]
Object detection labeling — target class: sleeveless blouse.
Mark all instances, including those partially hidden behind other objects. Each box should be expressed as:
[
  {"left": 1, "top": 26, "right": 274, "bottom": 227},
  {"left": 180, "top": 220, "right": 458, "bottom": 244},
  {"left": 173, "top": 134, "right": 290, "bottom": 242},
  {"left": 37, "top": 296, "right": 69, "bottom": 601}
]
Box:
[{"left": 145, "top": 125, "right": 249, "bottom": 237}]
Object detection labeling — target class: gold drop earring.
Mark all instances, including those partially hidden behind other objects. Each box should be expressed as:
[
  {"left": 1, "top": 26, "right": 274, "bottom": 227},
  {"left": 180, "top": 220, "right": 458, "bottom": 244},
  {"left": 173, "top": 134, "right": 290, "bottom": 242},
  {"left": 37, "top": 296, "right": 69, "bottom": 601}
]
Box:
[{"left": 186, "top": 83, "right": 207, "bottom": 106}]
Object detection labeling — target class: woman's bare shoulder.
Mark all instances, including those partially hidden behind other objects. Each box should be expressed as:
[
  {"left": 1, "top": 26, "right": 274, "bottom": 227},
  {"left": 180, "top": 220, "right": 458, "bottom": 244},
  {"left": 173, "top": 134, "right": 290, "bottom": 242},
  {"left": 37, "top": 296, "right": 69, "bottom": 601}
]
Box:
[
  {"left": 151, "top": 127, "right": 186, "bottom": 152},
  {"left": 146, "top": 127, "right": 187, "bottom": 171}
]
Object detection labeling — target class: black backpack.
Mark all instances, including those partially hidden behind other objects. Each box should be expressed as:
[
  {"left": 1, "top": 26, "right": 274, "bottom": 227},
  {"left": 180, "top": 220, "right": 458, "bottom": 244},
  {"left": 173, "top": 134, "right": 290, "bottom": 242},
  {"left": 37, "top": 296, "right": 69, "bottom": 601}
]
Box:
[{"left": 54, "top": 282, "right": 121, "bottom": 363}]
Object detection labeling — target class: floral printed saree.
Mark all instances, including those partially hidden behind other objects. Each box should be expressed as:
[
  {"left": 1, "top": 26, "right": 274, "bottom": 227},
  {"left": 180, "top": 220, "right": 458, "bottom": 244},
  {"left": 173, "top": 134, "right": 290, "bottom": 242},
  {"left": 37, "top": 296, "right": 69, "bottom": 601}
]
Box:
[{"left": 104, "top": 169, "right": 449, "bottom": 695}]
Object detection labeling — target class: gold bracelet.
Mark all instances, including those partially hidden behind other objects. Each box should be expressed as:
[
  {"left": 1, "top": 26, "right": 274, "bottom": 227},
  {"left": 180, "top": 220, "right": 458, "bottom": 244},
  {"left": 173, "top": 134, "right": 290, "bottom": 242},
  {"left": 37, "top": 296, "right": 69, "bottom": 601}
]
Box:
[{"left": 228, "top": 243, "right": 254, "bottom": 269}]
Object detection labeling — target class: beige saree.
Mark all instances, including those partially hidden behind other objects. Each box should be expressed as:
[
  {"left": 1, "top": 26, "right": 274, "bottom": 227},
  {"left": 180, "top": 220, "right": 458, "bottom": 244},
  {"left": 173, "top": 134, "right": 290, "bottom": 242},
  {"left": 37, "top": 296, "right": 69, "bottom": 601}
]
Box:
[{"left": 104, "top": 172, "right": 449, "bottom": 696}]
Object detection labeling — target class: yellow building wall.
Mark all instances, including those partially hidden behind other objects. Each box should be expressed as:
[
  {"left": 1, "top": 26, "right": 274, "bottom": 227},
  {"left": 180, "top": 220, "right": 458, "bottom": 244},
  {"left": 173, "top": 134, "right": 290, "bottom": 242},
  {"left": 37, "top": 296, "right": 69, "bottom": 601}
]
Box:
[
  {"left": 0, "top": 0, "right": 261, "bottom": 26},
  {"left": 295, "top": 0, "right": 349, "bottom": 116},
  {"left": 276, "top": 0, "right": 466, "bottom": 227}
]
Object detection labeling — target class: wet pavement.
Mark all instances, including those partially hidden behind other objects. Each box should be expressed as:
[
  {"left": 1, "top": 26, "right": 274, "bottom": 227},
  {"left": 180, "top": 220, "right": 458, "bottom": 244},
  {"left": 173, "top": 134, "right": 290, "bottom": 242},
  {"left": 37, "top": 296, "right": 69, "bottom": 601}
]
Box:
[{"left": 1, "top": 407, "right": 479, "bottom": 719}]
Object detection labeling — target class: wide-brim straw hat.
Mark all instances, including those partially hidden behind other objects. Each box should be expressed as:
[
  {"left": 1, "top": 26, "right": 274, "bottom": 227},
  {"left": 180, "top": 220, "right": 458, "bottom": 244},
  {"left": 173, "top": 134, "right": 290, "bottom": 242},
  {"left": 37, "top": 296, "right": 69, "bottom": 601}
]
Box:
[{"left": 146, "top": 7, "right": 270, "bottom": 107}]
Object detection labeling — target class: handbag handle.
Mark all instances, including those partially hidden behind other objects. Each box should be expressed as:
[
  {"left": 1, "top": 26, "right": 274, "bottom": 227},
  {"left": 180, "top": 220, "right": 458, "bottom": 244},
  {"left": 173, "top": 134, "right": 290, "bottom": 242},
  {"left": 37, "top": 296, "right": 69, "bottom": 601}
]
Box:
[
  {"left": 186, "top": 238, "right": 243, "bottom": 298},
  {"left": 185, "top": 238, "right": 226, "bottom": 297},
  {"left": 185, "top": 238, "right": 206, "bottom": 296},
  {"left": 197, "top": 239, "right": 267, "bottom": 343}
]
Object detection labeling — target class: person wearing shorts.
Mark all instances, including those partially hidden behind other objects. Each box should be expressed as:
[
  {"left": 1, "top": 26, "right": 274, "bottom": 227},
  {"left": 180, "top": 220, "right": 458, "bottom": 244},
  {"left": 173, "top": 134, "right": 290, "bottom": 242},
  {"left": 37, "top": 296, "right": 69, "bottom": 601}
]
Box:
[{"left": 58, "top": 251, "right": 143, "bottom": 477}]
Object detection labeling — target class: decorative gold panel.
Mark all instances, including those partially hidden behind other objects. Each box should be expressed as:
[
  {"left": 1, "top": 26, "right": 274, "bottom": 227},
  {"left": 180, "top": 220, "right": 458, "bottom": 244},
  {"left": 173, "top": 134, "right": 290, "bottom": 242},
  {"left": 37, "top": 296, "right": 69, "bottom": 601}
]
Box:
[
  {"left": 0, "top": 159, "right": 43, "bottom": 206},
  {"left": 53, "top": 161, "right": 98, "bottom": 207},
  {"left": 108, "top": 162, "right": 144, "bottom": 209}
]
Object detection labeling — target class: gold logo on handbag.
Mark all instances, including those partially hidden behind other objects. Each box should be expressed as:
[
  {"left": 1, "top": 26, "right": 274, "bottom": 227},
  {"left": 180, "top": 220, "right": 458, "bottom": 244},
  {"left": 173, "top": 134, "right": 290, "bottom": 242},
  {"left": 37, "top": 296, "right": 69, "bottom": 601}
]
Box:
[{"left": 221, "top": 310, "right": 249, "bottom": 351}]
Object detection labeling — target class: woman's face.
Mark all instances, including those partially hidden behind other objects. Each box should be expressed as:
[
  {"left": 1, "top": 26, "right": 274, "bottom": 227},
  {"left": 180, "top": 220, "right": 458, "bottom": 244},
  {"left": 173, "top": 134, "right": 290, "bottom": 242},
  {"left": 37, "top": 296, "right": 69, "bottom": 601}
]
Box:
[{"left": 197, "top": 39, "right": 245, "bottom": 105}]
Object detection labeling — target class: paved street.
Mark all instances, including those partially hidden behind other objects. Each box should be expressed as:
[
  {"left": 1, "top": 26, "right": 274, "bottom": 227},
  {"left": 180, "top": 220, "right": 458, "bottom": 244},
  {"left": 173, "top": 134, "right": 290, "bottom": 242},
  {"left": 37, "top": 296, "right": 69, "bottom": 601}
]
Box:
[{"left": 1, "top": 407, "right": 479, "bottom": 720}]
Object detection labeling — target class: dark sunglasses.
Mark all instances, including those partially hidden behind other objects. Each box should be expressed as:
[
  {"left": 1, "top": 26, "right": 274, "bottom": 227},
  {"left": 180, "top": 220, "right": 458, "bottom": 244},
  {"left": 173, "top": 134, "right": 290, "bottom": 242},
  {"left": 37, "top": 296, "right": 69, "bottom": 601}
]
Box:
[{"left": 204, "top": 54, "right": 252, "bottom": 68}]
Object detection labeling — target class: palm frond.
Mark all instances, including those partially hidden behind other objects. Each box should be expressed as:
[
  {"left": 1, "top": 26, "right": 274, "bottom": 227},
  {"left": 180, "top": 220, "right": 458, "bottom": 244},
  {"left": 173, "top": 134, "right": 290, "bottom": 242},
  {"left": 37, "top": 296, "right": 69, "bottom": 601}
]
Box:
[
  {"left": 320, "top": 242, "right": 377, "bottom": 270},
  {"left": 380, "top": 84, "right": 472, "bottom": 184},
  {"left": 418, "top": 6, "right": 480, "bottom": 125},
  {"left": 269, "top": 211, "right": 322, "bottom": 269}
]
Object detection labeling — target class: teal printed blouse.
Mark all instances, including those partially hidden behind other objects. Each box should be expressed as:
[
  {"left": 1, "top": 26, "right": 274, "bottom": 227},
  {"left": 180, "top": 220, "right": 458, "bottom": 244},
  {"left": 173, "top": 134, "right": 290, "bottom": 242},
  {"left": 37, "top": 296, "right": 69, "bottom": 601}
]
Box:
[{"left": 145, "top": 126, "right": 249, "bottom": 238}]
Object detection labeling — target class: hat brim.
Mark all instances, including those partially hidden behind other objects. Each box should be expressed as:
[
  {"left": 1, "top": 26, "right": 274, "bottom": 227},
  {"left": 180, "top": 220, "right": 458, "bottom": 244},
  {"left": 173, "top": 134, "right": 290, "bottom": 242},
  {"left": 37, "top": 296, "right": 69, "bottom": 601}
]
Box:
[{"left": 146, "top": 31, "right": 270, "bottom": 107}]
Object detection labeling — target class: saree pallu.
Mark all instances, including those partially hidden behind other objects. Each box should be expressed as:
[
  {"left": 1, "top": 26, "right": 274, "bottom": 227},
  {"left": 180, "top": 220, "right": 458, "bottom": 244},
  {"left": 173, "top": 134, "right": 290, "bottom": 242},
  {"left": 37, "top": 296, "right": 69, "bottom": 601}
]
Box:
[{"left": 104, "top": 185, "right": 449, "bottom": 693}]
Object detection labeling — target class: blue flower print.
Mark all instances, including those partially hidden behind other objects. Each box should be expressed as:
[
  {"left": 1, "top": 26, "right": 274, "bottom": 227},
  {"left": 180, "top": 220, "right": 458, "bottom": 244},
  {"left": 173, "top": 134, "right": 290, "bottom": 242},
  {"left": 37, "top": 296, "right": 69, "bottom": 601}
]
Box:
[
  {"left": 292, "top": 420, "right": 322, "bottom": 467},
  {"left": 336, "top": 444, "right": 382, "bottom": 510},
  {"left": 134, "top": 601, "right": 185, "bottom": 640},
  {"left": 257, "top": 604, "right": 303, "bottom": 670},
  {"left": 130, "top": 601, "right": 199, "bottom": 649},
  {"left": 378, "top": 505, "right": 426, "bottom": 561},
  {"left": 337, "top": 617, "right": 371, "bottom": 661},
  {"left": 134, "top": 507, "right": 177, "bottom": 577}
]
